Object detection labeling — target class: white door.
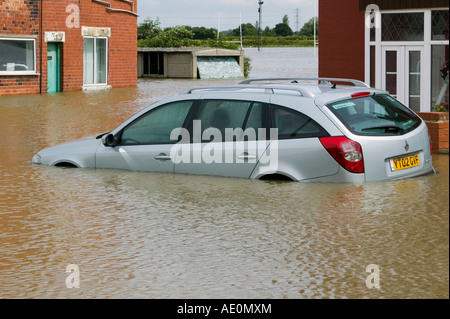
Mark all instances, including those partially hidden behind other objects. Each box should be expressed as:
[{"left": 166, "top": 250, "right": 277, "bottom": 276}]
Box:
[{"left": 381, "top": 46, "right": 425, "bottom": 112}]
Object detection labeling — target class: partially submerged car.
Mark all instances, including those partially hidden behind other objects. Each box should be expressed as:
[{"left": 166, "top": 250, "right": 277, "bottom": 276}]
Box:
[{"left": 32, "top": 78, "right": 435, "bottom": 183}]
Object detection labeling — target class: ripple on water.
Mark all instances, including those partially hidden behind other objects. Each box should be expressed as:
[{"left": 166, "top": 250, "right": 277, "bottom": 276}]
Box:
[{"left": 0, "top": 63, "right": 448, "bottom": 298}]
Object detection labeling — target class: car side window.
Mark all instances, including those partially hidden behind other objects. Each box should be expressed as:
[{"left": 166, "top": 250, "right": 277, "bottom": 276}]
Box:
[
  {"left": 120, "top": 100, "right": 193, "bottom": 145},
  {"left": 272, "top": 105, "right": 328, "bottom": 139},
  {"left": 195, "top": 100, "right": 263, "bottom": 142}
]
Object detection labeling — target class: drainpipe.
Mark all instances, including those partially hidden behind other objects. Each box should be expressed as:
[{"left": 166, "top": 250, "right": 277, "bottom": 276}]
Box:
[
  {"left": 39, "top": 0, "right": 43, "bottom": 94},
  {"left": 91, "top": 0, "right": 138, "bottom": 16},
  {"left": 117, "top": 0, "right": 135, "bottom": 13}
]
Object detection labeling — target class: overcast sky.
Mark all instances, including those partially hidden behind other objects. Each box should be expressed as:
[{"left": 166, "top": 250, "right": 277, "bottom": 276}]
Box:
[{"left": 137, "top": 0, "right": 317, "bottom": 31}]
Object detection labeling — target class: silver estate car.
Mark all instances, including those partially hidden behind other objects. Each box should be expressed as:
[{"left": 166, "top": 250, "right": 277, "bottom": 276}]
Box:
[{"left": 32, "top": 78, "right": 435, "bottom": 183}]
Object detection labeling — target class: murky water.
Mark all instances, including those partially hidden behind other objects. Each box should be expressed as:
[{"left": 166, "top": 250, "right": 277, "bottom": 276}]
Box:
[{"left": 0, "top": 48, "right": 448, "bottom": 299}]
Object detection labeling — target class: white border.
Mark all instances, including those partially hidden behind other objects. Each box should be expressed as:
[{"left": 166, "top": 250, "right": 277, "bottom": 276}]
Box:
[
  {"left": 82, "top": 36, "right": 109, "bottom": 87},
  {"left": 0, "top": 37, "right": 38, "bottom": 76},
  {"left": 364, "top": 7, "right": 449, "bottom": 112}
]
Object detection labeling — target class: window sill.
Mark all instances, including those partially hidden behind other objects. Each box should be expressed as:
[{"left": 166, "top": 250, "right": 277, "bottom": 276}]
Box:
[
  {"left": 0, "top": 72, "right": 40, "bottom": 76},
  {"left": 82, "top": 84, "right": 111, "bottom": 91}
]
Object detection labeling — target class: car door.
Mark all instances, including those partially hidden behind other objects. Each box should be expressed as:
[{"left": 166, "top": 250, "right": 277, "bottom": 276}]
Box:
[
  {"left": 95, "top": 100, "right": 195, "bottom": 172},
  {"left": 174, "top": 98, "right": 272, "bottom": 178},
  {"left": 254, "top": 103, "right": 340, "bottom": 181}
]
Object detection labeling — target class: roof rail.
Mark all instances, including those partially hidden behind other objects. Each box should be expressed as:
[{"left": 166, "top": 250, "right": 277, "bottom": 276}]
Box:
[
  {"left": 180, "top": 85, "right": 306, "bottom": 96},
  {"left": 239, "top": 78, "right": 370, "bottom": 88},
  {"left": 180, "top": 78, "right": 371, "bottom": 97}
]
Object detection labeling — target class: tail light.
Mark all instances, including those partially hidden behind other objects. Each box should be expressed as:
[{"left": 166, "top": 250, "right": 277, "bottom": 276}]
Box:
[{"left": 319, "top": 136, "right": 364, "bottom": 173}]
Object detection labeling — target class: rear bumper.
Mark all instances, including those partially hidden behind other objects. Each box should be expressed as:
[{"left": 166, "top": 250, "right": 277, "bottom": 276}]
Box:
[{"left": 389, "top": 166, "right": 436, "bottom": 180}]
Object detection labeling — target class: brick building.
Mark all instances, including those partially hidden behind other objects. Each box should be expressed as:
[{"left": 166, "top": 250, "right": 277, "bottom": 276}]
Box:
[
  {"left": 319, "top": 0, "right": 448, "bottom": 113},
  {"left": 319, "top": 0, "right": 449, "bottom": 153},
  {"left": 0, "top": 0, "right": 138, "bottom": 96}
]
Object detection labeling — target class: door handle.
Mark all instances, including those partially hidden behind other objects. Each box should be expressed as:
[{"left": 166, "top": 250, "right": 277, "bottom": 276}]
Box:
[{"left": 154, "top": 154, "right": 172, "bottom": 161}]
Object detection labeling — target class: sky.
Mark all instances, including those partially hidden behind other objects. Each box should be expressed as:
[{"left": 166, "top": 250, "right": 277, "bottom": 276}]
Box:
[{"left": 137, "top": 0, "right": 317, "bottom": 32}]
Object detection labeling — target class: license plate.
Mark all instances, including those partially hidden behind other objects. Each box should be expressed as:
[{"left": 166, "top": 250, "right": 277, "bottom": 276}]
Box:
[{"left": 389, "top": 154, "right": 420, "bottom": 171}]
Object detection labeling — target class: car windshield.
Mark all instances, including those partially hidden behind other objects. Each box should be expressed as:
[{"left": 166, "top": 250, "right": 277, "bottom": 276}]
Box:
[{"left": 326, "top": 94, "right": 422, "bottom": 136}]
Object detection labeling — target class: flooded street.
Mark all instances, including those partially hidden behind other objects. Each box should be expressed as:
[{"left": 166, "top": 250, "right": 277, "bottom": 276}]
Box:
[{"left": 0, "top": 48, "right": 448, "bottom": 299}]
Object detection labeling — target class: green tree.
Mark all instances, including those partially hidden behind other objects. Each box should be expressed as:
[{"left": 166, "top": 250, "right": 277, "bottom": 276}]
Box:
[
  {"left": 274, "top": 14, "right": 293, "bottom": 36},
  {"left": 299, "top": 17, "right": 318, "bottom": 37},
  {"left": 231, "top": 23, "right": 257, "bottom": 36},
  {"left": 244, "top": 56, "right": 252, "bottom": 78},
  {"left": 137, "top": 18, "right": 195, "bottom": 47},
  {"left": 187, "top": 26, "right": 216, "bottom": 40},
  {"left": 151, "top": 26, "right": 194, "bottom": 47},
  {"left": 138, "top": 17, "right": 197, "bottom": 47},
  {"left": 137, "top": 17, "right": 162, "bottom": 40},
  {"left": 274, "top": 23, "right": 293, "bottom": 36},
  {"left": 262, "top": 26, "right": 274, "bottom": 36}
]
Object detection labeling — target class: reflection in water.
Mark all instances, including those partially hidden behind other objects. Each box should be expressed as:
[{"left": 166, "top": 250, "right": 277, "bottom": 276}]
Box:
[{"left": 0, "top": 48, "right": 448, "bottom": 298}]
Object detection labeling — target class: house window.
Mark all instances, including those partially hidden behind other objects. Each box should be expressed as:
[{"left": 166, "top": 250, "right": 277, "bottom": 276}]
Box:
[
  {"left": 83, "top": 37, "right": 108, "bottom": 85},
  {"left": 431, "top": 10, "right": 449, "bottom": 110},
  {"left": 431, "top": 45, "right": 449, "bottom": 109},
  {"left": 382, "top": 13, "right": 424, "bottom": 41},
  {"left": 0, "top": 38, "right": 36, "bottom": 74},
  {"left": 432, "top": 10, "right": 449, "bottom": 41}
]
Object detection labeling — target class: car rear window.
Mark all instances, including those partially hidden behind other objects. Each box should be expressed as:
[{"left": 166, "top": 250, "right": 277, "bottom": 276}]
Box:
[{"left": 326, "top": 94, "right": 422, "bottom": 136}]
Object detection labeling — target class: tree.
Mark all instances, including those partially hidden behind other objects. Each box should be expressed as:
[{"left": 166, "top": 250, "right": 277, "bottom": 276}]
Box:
[
  {"left": 230, "top": 23, "right": 257, "bottom": 36},
  {"left": 274, "top": 23, "right": 293, "bottom": 36},
  {"left": 274, "top": 14, "right": 293, "bottom": 36},
  {"left": 138, "top": 17, "right": 194, "bottom": 47},
  {"left": 137, "top": 17, "right": 162, "bottom": 40},
  {"left": 262, "top": 26, "right": 274, "bottom": 36},
  {"left": 149, "top": 26, "right": 194, "bottom": 47},
  {"left": 187, "top": 26, "right": 216, "bottom": 40},
  {"left": 299, "top": 17, "right": 318, "bottom": 37}
]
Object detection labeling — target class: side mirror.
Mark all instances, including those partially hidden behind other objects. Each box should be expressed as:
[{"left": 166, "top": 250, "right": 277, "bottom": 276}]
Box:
[{"left": 102, "top": 133, "right": 119, "bottom": 147}]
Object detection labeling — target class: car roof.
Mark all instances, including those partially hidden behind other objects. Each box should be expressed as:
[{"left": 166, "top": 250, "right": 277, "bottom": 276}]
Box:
[{"left": 180, "top": 78, "right": 388, "bottom": 105}]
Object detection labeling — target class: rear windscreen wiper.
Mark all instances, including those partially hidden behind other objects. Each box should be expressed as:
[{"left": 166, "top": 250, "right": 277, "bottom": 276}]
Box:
[{"left": 361, "top": 125, "right": 404, "bottom": 133}]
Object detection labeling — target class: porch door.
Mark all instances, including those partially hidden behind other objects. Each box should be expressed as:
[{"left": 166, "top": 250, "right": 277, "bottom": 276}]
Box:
[
  {"left": 381, "top": 46, "right": 425, "bottom": 112},
  {"left": 47, "top": 43, "right": 60, "bottom": 93}
]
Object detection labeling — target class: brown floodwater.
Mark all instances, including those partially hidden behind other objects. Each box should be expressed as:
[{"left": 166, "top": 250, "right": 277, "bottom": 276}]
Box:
[{"left": 0, "top": 48, "right": 448, "bottom": 299}]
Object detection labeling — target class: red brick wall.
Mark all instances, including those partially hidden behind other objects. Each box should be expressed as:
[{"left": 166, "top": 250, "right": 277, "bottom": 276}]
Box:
[
  {"left": 0, "top": 0, "right": 137, "bottom": 96},
  {"left": 0, "top": 0, "right": 41, "bottom": 95},
  {"left": 418, "top": 112, "right": 450, "bottom": 154},
  {"left": 318, "top": 0, "right": 365, "bottom": 81},
  {"left": 104, "top": 1, "right": 138, "bottom": 89}
]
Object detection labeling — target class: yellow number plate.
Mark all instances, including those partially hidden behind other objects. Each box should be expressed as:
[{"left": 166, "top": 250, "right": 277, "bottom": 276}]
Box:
[{"left": 390, "top": 154, "right": 420, "bottom": 171}]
